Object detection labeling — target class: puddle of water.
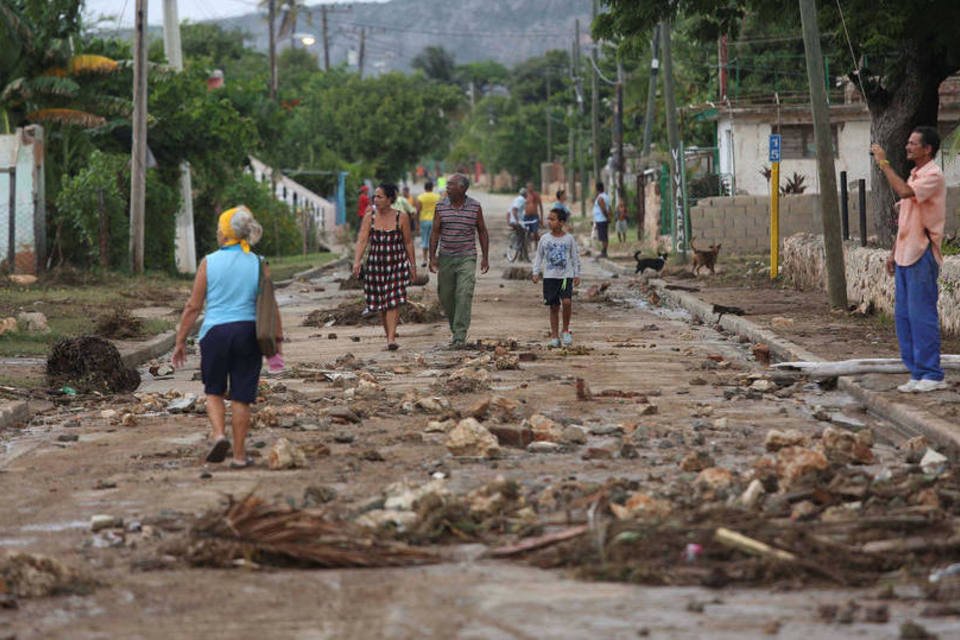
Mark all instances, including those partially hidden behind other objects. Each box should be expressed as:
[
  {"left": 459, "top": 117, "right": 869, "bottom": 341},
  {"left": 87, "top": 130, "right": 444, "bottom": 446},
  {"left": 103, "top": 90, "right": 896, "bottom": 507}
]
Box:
[
  {"left": 21, "top": 520, "right": 88, "bottom": 532},
  {"left": 0, "top": 537, "right": 37, "bottom": 546},
  {"left": 629, "top": 297, "right": 692, "bottom": 321}
]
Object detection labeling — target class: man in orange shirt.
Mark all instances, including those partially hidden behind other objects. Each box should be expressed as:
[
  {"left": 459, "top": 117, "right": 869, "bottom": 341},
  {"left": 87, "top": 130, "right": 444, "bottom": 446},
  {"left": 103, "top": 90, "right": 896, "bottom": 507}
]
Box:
[{"left": 871, "top": 127, "right": 947, "bottom": 393}]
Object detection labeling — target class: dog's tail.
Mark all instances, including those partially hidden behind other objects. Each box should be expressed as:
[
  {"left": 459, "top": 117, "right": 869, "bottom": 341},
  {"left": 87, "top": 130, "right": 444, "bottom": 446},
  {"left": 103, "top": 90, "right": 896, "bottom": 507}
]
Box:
[{"left": 634, "top": 250, "right": 643, "bottom": 261}]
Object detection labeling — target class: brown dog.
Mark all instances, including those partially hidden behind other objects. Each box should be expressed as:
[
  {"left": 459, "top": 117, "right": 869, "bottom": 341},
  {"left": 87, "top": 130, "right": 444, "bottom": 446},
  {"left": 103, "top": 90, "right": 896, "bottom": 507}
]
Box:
[{"left": 691, "top": 243, "right": 721, "bottom": 275}]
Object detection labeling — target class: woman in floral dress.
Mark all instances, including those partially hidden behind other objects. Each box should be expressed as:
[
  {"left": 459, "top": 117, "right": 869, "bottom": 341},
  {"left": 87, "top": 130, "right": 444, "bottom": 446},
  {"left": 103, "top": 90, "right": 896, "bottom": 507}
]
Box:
[{"left": 352, "top": 183, "right": 417, "bottom": 350}]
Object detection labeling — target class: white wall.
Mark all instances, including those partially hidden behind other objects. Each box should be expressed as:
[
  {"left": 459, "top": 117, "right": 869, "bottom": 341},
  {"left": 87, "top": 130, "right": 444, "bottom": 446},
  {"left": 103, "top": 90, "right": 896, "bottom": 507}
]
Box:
[{"left": 720, "top": 116, "right": 960, "bottom": 195}]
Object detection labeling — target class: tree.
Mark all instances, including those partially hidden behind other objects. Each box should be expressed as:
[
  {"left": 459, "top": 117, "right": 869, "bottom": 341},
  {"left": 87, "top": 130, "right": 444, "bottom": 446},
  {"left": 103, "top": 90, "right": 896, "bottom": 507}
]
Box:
[
  {"left": 596, "top": 0, "right": 960, "bottom": 244},
  {"left": 412, "top": 46, "right": 457, "bottom": 84}
]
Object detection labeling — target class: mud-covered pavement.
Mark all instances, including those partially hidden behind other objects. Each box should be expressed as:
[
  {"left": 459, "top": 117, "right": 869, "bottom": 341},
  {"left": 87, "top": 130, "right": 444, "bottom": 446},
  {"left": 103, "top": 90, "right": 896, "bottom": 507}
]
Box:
[{"left": 2, "top": 191, "right": 959, "bottom": 640}]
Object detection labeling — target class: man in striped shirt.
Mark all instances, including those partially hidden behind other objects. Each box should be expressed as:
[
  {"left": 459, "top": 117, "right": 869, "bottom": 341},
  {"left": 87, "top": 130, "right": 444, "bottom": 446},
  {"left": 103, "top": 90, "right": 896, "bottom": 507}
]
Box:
[{"left": 429, "top": 174, "right": 490, "bottom": 348}]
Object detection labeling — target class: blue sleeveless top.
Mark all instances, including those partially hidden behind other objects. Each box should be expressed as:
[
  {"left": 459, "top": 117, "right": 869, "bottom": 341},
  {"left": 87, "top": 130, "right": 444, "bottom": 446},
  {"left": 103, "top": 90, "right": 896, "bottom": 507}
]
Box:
[{"left": 198, "top": 245, "right": 259, "bottom": 340}]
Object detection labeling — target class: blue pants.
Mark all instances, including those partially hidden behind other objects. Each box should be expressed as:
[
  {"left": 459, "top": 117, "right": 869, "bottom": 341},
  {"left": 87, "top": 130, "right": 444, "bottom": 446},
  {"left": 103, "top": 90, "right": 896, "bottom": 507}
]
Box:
[{"left": 894, "top": 246, "right": 943, "bottom": 381}]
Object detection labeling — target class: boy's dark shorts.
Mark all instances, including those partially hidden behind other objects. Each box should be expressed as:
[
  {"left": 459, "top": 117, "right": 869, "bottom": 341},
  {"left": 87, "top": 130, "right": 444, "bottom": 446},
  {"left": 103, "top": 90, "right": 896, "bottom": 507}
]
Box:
[
  {"left": 542, "top": 278, "right": 574, "bottom": 306},
  {"left": 199, "top": 321, "right": 262, "bottom": 404},
  {"left": 595, "top": 221, "right": 609, "bottom": 242}
]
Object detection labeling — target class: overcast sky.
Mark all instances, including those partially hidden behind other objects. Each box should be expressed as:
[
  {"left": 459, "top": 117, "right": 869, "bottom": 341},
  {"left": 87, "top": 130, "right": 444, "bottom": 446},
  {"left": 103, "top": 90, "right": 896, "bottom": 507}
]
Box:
[{"left": 83, "top": 0, "right": 384, "bottom": 29}]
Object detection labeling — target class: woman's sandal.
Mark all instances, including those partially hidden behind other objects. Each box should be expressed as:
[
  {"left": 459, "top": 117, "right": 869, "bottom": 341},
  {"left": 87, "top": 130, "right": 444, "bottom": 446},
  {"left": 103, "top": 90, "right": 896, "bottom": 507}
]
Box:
[
  {"left": 387, "top": 343, "right": 399, "bottom": 351},
  {"left": 228, "top": 456, "right": 254, "bottom": 469},
  {"left": 205, "top": 438, "right": 231, "bottom": 463}
]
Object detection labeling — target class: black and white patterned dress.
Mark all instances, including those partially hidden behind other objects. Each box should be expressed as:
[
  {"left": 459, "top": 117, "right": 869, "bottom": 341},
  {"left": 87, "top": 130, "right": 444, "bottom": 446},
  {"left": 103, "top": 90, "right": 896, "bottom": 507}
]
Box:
[{"left": 364, "top": 210, "right": 410, "bottom": 312}]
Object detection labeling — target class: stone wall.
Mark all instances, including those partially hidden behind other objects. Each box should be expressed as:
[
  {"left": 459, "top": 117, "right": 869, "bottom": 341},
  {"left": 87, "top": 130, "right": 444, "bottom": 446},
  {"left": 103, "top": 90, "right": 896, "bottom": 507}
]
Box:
[
  {"left": 782, "top": 233, "right": 960, "bottom": 336},
  {"left": 691, "top": 189, "right": 960, "bottom": 254}
]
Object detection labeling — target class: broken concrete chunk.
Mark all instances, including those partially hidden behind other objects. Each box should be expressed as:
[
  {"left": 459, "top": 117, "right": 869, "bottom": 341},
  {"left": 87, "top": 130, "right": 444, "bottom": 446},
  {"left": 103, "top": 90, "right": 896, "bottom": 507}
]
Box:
[
  {"left": 764, "top": 429, "right": 808, "bottom": 452},
  {"left": 829, "top": 413, "right": 867, "bottom": 431},
  {"left": 424, "top": 419, "right": 456, "bottom": 433},
  {"left": 920, "top": 449, "right": 948, "bottom": 475},
  {"left": 821, "top": 426, "right": 875, "bottom": 465},
  {"left": 445, "top": 418, "right": 500, "bottom": 458},
  {"left": 90, "top": 514, "right": 123, "bottom": 532},
  {"left": 527, "top": 441, "right": 563, "bottom": 454},
  {"left": 750, "top": 379, "right": 777, "bottom": 392},
  {"left": 776, "top": 447, "right": 828, "bottom": 490},
  {"left": 17, "top": 311, "right": 48, "bottom": 333},
  {"left": 902, "top": 436, "right": 930, "bottom": 464},
  {"left": 695, "top": 467, "right": 735, "bottom": 492},
  {"left": 739, "top": 479, "right": 765, "bottom": 508},
  {"left": 680, "top": 450, "right": 715, "bottom": 472},
  {"left": 166, "top": 394, "right": 197, "bottom": 414},
  {"left": 267, "top": 438, "right": 307, "bottom": 470},
  {"left": 526, "top": 413, "right": 565, "bottom": 443},
  {"left": 488, "top": 424, "right": 534, "bottom": 448}
]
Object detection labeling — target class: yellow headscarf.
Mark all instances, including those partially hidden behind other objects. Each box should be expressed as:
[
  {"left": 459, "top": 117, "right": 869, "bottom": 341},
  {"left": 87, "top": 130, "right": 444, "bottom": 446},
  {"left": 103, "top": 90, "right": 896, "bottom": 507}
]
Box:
[{"left": 218, "top": 206, "right": 251, "bottom": 253}]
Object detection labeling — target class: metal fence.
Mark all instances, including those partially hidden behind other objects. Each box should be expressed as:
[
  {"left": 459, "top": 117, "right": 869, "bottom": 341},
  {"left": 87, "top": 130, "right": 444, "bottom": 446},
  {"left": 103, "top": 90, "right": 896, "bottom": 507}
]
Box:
[{"left": 0, "top": 126, "right": 45, "bottom": 275}]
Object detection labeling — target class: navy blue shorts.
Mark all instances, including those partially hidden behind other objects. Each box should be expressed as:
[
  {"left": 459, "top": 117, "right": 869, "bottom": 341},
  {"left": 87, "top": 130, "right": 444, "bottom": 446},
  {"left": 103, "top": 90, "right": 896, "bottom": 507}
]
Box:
[
  {"left": 199, "top": 321, "right": 262, "bottom": 403},
  {"left": 542, "top": 278, "right": 573, "bottom": 306},
  {"left": 595, "top": 221, "right": 609, "bottom": 243}
]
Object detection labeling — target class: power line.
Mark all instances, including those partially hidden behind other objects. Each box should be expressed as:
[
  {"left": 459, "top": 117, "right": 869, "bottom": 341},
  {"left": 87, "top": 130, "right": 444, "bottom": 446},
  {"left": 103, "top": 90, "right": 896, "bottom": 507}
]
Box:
[{"left": 332, "top": 19, "right": 569, "bottom": 39}]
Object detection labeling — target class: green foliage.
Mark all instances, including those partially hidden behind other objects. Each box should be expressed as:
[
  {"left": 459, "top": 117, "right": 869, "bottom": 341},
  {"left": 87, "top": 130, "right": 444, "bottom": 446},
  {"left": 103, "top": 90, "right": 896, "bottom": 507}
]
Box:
[
  {"left": 214, "top": 173, "right": 300, "bottom": 258},
  {"left": 282, "top": 69, "right": 463, "bottom": 180},
  {"left": 412, "top": 46, "right": 457, "bottom": 84},
  {"left": 54, "top": 150, "right": 127, "bottom": 265}
]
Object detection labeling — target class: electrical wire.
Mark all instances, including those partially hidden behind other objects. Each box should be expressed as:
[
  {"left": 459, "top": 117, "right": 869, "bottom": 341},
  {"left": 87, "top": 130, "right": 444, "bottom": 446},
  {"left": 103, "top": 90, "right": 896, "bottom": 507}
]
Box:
[{"left": 834, "top": 0, "right": 868, "bottom": 99}]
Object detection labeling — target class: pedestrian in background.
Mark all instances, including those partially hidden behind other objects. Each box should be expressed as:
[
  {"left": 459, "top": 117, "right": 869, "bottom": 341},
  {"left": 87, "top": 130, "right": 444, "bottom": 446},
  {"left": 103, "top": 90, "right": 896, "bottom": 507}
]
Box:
[
  {"left": 615, "top": 198, "right": 629, "bottom": 244},
  {"left": 356, "top": 184, "right": 370, "bottom": 221},
  {"left": 353, "top": 183, "right": 417, "bottom": 350},
  {"left": 593, "top": 181, "right": 611, "bottom": 258},
  {"left": 429, "top": 174, "right": 490, "bottom": 348},
  {"left": 532, "top": 207, "right": 581, "bottom": 347},
  {"left": 871, "top": 127, "right": 948, "bottom": 393},
  {"left": 416, "top": 181, "right": 440, "bottom": 267},
  {"left": 173, "top": 205, "right": 281, "bottom": 469}
]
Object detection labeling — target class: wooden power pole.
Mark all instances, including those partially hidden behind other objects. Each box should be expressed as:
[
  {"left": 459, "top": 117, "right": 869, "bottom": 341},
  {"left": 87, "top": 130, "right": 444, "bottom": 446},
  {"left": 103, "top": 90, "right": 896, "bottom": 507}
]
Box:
[
  {"left": 358, "top": 27, "right": 366, "bottom": 78},
  {"left": 590, "top": 0, "right": 600, "bottom": 181},
  {"left": 129, "top": 0, "right": 148, "bottom": 273},
  {"left": 799, "top": 0, "right": 847, "bottom": 308},
  {"left": 660, "top": 22, "right": 687, "bottom": 261},
  {"left": 321, "top": 5, "right": 330, "bottom": 71},
  {"left": 268, "top": 0, "right": 278, "bottom": 99}
]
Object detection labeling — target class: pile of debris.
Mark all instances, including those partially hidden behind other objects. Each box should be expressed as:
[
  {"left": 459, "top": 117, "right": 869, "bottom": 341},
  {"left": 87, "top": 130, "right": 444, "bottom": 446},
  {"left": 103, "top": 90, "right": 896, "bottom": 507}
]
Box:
[
  {"left": 303, "top": 297, "right": 444, "bottom": 327},
  {"left": 47, "top": 336, "right": 140, "bottom": 393},
  {"left": 168, "top": 493, "right": 435, "bottom": 569}
]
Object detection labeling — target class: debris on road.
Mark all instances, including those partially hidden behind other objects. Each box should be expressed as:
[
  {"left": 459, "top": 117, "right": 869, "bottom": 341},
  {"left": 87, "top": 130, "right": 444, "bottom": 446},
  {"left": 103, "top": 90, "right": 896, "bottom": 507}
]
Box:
[{"left": 47, "top": 336, "right": 140, "bottom": 393}]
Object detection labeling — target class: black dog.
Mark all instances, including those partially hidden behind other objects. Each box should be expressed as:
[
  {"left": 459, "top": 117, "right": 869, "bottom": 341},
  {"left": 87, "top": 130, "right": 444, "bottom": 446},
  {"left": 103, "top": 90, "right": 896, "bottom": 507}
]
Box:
[{"left": 634, "top": 251, "right": 669, "bottom": 274}]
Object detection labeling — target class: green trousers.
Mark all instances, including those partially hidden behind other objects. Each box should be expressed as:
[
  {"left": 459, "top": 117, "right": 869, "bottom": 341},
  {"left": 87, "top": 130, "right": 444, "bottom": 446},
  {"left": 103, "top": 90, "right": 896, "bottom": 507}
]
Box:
[{"left": 437, "top": 255, "right": 477, "bottom": 344}]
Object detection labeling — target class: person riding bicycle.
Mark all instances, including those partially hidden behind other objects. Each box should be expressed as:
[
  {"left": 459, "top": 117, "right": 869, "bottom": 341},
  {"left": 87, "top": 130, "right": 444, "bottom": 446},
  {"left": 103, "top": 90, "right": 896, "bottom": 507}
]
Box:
[{"left": 507, "top": 187, "right": 527, "bottom": 231}]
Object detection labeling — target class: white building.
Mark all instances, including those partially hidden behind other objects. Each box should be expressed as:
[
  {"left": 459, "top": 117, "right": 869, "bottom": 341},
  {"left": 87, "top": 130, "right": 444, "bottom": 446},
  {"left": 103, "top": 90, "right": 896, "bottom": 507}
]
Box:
[{"left": 715, "top": 79, "right": 960, "bottom": 195}]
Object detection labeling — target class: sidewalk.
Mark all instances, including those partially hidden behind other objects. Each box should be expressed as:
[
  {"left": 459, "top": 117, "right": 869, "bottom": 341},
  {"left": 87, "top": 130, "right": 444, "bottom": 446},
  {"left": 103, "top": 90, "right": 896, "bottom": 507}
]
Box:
[{"left": 598, "top": 254, "right": 960, "bottom": 452}]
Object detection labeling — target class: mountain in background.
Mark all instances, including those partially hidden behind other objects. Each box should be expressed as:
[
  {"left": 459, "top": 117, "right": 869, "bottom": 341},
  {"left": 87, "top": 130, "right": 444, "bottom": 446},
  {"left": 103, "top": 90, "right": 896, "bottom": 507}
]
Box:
[{"left": 215, "top": 0, "right": 594, "bottom": 73}]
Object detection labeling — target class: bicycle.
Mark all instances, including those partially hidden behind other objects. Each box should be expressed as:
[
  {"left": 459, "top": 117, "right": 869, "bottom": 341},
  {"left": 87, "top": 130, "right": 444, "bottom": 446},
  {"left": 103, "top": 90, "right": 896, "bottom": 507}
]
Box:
[{"left": 506, "top": 219, "right": 538, "bottom": 262}]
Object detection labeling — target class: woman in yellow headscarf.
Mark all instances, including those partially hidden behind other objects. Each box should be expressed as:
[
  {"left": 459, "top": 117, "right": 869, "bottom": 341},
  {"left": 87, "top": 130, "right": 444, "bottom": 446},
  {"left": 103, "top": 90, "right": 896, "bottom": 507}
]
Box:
[{"left": 173, "top": 206, "right": 282, "bottom": 468}]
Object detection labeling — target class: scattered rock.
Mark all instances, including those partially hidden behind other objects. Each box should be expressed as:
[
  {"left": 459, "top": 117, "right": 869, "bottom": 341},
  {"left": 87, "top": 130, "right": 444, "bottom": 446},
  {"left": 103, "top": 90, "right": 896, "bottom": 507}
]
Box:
[
  {"left": 424, "top": 419, "right": 456, "bottom": 433},
  {"left": 680, "top": 450, "right": 714, "bottom": 472},
  {"left": 695, "top": 467, "right": 735, "bottom": 493},
  {"left": 267, "top": 438, "right": 307, "bottom": 470},
  {"left": 903, "top": 436, "right": 930, "bottom": 463},
  {"left": 527, "top": 441, "right": 563, "bottom": 454},
  {"left": 750, "top": 379, "right": 777, "bottom": 393},
  {"left": 0, "top": 317, "right": 17, "bottom": 336},
  {"left": 526, "top": 414, "right": 564, "bottom": 443},
  {"left": 900, "top": 620, "right": 938, "bottom": 639},
  {"left": 821, "top": 426, "right": 875, "bottom": 465},
  {"left": 776, "top": 447, "right": 828, "bottom": 490},
  {"left": 56, "top": 434, "right": 79, "bottom": 443},
  {"left": 0, "top": 551, "right": 89, "bottom": 598},
  {"left": 920, "top": 449, "right": 948, "bottom": 475},
  {"left": 17, "top": 311, "right": 48, "bottom": 333},
  {"left": 829, "top": 413, "right": 867, "bottom": 431},
  {"left": 90, "top": 514, "right": 122, "bottom": 532},
  {"left": 445, "top": 418, "right": 500, "bottom": 458},
  {"left": 166, "top": 395, "right": 197, "bottom": 414},
  {"left": 326, "top": 406, "right": 361, "bottom": 424},
  {"left": 753, "top": 343, "right": 771, "bottom": 366},
  {"left": 575, "top": 377, "right": 592, "bottom": 400},
  {"left": 739, "top": 479, "right": 765, "bottom": 508},
  {"left": 488, "top": 424, "right": 534, "bottom": 448},
  {"left": 863, "top": 604, "right": 890, "bottom": 623},
  {"left": 764, "top": 429, "right": 808, "bottom": 452}
]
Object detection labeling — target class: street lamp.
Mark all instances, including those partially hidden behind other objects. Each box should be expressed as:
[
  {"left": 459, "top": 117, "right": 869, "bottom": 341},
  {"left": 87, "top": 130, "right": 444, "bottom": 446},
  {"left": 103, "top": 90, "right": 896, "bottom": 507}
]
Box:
[{"left": 293, "top": 32, "right": 317, "bottom": 47}]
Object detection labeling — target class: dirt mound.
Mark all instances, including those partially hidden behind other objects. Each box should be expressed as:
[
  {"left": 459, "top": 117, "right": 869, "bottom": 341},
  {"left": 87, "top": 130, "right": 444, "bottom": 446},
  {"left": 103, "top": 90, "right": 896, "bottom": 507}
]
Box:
[
  {"left": 94, "top": 308, "right": 144, "bottom": 339},
  {"left": 304, "top": 299, "right": 445, "bottom": 327},
  {"left": 47, "top": 336, "right": 140, "bottom": 393}
]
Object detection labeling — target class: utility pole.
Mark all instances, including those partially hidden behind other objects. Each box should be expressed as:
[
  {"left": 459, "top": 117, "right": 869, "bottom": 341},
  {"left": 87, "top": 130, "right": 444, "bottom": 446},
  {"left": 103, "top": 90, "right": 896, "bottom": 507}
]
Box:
[
  {"left": 641, "top": 24, "right": 660, "bottom": 156},
  {"left": 358, "top": 28, "right": 366, "bottom": 78},
  {"left": 321, "top": 5, "right": 330, "bottom": 71},
  {"left": 614, "top": 60, "right": 625, "bottom": 204},
  {"left": 660, "top": 22, "right": 687, "bottom": 261},
  {"left": 268, "top": 0, "right": 277, "bottom": 99},
  {"left": 575, "top": 18, "right": 586, "bottom": 217},
  {"left": 590, "top": 0, "right": 600, "bottom": 182},
  {"left": 129, "top": 0, "right": 148, "bottom": 273},
  {"left": 545, "top": 72, "right": 552, "bottom": 164},
  {"left": 799, "top": 0, "right": 847, "bottom": 308},
  {"left": 163, "top": 0, "right": 196, "bottom": 274}
]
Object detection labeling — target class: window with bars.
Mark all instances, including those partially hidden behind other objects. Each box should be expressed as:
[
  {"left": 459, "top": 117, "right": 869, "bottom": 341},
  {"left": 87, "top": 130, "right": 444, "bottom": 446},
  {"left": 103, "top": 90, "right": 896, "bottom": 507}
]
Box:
[{"left": 779, "top": 124, "right": 838, "bottom": 159}]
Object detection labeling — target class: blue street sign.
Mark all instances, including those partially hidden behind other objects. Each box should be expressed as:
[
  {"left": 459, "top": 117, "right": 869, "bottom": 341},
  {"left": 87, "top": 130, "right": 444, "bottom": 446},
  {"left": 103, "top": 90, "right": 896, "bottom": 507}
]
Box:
[{"left": 769, "top": 134, "right": 782, "bottom": 162}]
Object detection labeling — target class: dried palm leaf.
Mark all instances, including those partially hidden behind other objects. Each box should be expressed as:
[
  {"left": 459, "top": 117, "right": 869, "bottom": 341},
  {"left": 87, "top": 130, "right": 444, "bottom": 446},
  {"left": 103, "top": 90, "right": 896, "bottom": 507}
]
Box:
[
  {"left": 69, "top": 54, "right": 119, "bottom": 75},
  {"left": 185, "top": 493, "right": 436, "bottom": 569},
  {"left": 26, "top": 108, "right": 106, "bottom": 128}
]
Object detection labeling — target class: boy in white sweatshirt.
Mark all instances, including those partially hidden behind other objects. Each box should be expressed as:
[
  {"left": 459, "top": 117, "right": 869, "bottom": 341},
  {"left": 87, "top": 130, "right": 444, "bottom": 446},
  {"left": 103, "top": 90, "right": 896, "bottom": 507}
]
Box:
[{"left": 532, "top": 208, "right": 582, "bottom": 347}]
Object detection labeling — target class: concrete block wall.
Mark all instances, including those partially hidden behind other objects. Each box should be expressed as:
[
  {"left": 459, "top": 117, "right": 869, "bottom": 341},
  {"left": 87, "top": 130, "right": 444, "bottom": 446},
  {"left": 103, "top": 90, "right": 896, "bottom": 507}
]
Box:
[
  {"left": 692, "top": 189, "right": 960, "bottom": 255},
  {"left": 782, "top": 233, "right": 960, "bottom": 336}
]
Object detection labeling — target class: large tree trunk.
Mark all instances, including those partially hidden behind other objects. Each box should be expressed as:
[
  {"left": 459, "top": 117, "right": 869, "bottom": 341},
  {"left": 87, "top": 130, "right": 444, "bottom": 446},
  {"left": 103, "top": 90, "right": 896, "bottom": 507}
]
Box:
[{"left": 866, "top": 51, "right": 944, "bottom": 246}]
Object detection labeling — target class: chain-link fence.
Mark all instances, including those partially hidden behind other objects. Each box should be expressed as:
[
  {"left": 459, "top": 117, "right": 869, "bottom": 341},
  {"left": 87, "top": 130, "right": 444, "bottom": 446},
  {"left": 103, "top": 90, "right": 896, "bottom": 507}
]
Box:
[{"left": 0, "top": 126, "right": 45, "bottom": 275}]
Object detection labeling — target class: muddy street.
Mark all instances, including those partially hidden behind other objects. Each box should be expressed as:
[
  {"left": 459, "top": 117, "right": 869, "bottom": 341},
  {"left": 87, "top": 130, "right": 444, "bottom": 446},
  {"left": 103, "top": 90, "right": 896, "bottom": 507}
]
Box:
[{"left": 1, "top": 190, "right": 958, "bottom": 640}]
